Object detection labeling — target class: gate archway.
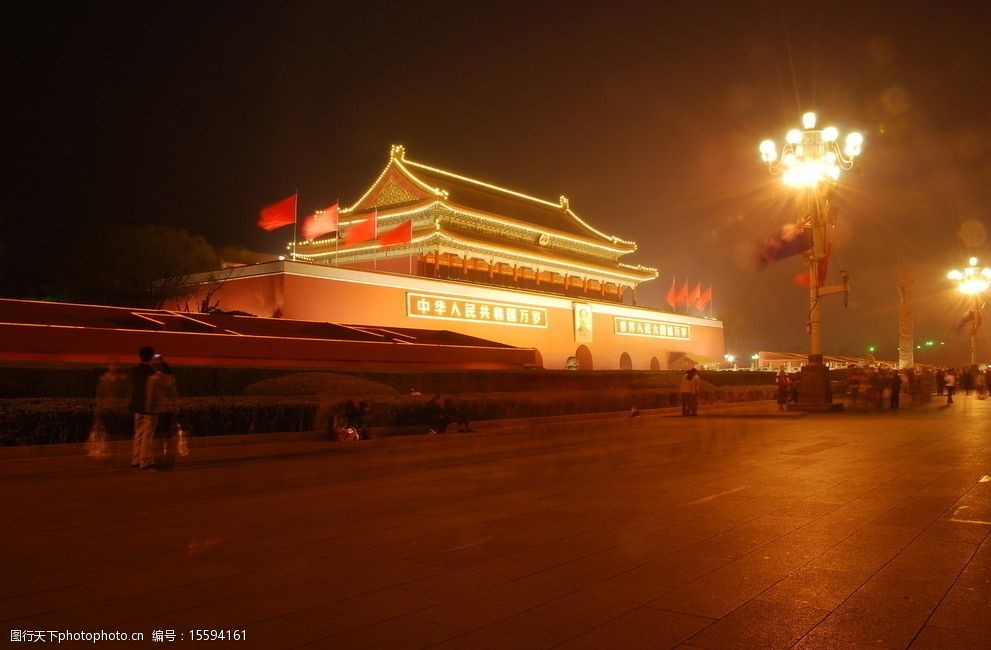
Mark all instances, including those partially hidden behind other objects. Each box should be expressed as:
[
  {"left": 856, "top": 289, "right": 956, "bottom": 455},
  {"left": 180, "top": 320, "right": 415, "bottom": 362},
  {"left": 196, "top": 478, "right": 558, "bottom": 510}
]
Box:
[{"left": 575, "top": 345, "right": 593, "bottom": 371}]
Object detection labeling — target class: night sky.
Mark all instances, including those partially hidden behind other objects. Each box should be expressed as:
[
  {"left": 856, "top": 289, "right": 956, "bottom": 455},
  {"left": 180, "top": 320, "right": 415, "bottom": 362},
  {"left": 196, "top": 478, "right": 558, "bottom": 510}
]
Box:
[{"left": 3, "top": 1, "right": 990, "bottom": 361}]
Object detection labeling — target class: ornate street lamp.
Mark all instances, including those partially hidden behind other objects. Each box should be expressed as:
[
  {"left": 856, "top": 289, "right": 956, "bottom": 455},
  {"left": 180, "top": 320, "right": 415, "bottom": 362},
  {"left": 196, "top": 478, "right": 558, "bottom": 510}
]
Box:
[
  {"left": 947, "top": 256, "right": 991, "bottom": 365},
  {"left": 759, "top": 112, "right": 863, "bottom": 408}
]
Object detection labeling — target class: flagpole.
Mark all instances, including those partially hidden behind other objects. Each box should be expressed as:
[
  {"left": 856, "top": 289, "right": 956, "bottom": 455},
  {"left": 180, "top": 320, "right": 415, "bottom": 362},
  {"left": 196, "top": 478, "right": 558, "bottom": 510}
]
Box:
[
  {"left": 334, "top": 198, "right": 339, "bottom": 267},
  {"left": 291, "top": 190, "right": 299, "bottom": 261}
]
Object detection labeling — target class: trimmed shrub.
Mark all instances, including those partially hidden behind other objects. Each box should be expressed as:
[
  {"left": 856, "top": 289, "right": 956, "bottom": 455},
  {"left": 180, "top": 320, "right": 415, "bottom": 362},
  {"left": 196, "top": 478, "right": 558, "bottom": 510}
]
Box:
[
  {"left": 242, "top": 372, "right": 397, "bottom": 397},
  {"left": 0, "top": 385, "right": 777, "bottom": 446}
]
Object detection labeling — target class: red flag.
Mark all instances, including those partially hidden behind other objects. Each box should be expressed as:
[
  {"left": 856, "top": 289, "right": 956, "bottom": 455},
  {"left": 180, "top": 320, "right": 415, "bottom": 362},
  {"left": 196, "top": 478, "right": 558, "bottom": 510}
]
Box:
[
  {"left": 676, "top": 280, "right": 688, "bottom": 306},
  {"left": 301, "top": 203, "right": 339, "bottom": 240},
  {"left": 665, "top": 277, "right": 677, "bottom": 310},
  {"left": 756, "top": 222, "right": 810, "bottom": 266},
  {"left": 258, "top": 194, "right": 296, "bottom": 231},
  {"left": 380, "top": 219, "right": 412, "bottom": 246},
  {"left": 698, "top": 285, "right": 712, "bottom": 310},
  {"left": 688, "top": 283, "right": 701, "bottom": 309},
  {"left": 344, "top": 210, "right": 377, "bottom": 246}
]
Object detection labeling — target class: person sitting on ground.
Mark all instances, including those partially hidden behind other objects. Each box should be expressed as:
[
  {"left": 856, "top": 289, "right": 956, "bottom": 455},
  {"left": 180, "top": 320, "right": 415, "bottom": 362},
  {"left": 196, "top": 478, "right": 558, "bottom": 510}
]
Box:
[
  {"left": 336, "top": 400, "right": 359, "bottom": 434},
  {"left": 353, "top": 400, "right": 370, "bottom": 439},
  {"left": 443, "top": 397, "right": 473, "bottom": 432},
  {"left": 425, "top": 394, "right": 448, "bottom": 434}
]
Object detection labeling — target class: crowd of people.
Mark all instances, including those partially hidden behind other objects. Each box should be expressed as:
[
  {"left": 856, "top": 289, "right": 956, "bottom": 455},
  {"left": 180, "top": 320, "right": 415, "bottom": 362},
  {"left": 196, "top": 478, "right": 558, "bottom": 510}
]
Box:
[
  {"left": 86, "top": 346, "right": 183, "bottom": 469},
  {"left": 95, "top": 348, "right": 988, "bottom": 465}
]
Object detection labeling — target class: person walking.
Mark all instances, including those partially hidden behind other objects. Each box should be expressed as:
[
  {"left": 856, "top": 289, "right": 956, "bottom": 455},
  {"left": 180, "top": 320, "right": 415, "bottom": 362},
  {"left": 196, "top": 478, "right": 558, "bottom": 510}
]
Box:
[
  {"left": 963, "top": 366, "right": 975, "bottom": 396},
  {"left": 680, "top": 368, "right": 701, "bottom": 416},
  {"left": 95, "top": 358, "right": 129, "bottom": 435},
  {"left": 889, "top": 370, "right": 902, "bottom": 409},
  {"left": 935, "top": 369, "right": 945, "bottom": 396},
  {"left": 129, "top": 346, "right": 158, "bottom": 469},
  {"left": 944, "top": 368, "right": 957, "bottom": 405},
  {"left": 775, "top": 369, "right": 789, "bottom": 411},
  {"left": 147, "top": 355, "right": 179, "bottom": 468}
]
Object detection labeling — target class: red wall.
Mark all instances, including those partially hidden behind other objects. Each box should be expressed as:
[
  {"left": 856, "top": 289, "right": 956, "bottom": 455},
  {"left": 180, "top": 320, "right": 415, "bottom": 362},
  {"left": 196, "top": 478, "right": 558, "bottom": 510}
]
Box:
[{"left": 187, "top": 264, "right": 725, "bottom": 370}]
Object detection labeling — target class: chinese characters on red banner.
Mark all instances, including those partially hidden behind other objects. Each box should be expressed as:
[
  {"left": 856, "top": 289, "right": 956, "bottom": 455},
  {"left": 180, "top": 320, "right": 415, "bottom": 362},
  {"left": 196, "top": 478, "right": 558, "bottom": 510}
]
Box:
[
  {"left": 614, "top": 317, "right": 690, "bottom": 340},
  {"left": 407, "top": 293, "right": 548, "bottom": 327}
]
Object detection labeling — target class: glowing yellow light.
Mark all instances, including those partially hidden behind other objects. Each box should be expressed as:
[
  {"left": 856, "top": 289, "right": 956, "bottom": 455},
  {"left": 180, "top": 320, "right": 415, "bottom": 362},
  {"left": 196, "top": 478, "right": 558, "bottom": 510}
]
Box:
[
  {"left": 802, "top": 112, "right": 817, "bottom": 129},
  {"left": 960, "top": 278, "right": 990, "bottom": 294},
  {"left": 781, "top": 158, "right": 833, "bottom": 187},
  {"left": 759, "top": 140, "right": 777, "bottom": 162},
  {"left": 782, "top": 153, "right": 797, "bottom": 167},
  {"left": 969, "top": 256, "right": 978, "bottom": 266},
  {"left": 822, "top": 126, "right": 838, "bottom": 142},
  {"left": 786, "top": 129, "right": 803, "bottom": 144},
  {"left": 948, "top": 269, "right": 964, "bottom": 281},
  {"left": 844, "top": 132, "right": 864, "bottom": 158}
]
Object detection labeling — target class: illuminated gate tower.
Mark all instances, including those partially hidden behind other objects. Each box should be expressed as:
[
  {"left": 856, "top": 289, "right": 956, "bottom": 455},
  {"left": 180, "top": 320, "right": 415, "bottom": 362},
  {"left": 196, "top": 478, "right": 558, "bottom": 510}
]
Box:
[
  {"left": 295, "top": 145, "right": 659, "bottom": 303},
  {"left": 188, "top": 145, "right": 724, "bottom": 370}
]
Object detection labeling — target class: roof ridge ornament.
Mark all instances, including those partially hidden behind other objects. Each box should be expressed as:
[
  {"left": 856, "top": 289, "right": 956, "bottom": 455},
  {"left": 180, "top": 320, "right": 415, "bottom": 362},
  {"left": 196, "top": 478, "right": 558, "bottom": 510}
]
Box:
[
  {"left": 390, "top": 144, "right": 406, "bottom": 161},
  {"left": 559, "top": 195, "right": 569, "bottom": 210}
]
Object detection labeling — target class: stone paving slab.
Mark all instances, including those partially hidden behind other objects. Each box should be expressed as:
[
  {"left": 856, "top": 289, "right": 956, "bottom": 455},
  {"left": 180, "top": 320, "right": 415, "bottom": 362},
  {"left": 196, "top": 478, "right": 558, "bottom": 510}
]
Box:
[{"left": 1, "top": 399, "right": 989, "bottom": 648}]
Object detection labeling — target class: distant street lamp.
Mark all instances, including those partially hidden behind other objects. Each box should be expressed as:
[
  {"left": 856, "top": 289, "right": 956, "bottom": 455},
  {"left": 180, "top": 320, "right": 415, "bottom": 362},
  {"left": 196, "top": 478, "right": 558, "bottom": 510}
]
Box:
[
  {"left": 947, "top": 256, "right": 991, "bottom": 365},
  {"left": 759, "top": 112, "right": 863, "bottom": 408}
]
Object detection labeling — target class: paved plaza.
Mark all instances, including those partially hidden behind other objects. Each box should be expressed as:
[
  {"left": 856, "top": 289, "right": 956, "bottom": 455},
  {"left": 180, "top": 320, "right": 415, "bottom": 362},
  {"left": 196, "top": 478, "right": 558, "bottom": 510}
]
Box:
[{"left": 2, "top": 398, "right": 990, "bottom": 649}]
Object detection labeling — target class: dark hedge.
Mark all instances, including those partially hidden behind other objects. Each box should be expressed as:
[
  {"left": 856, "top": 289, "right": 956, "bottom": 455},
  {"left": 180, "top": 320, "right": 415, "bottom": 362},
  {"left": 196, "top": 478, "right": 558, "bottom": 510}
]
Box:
[
  {"left": 0, "top": 385, "right": 777, "bottom": 446},
  {"left": 0, "top": 363, "right": 778, "bottom": 399}
]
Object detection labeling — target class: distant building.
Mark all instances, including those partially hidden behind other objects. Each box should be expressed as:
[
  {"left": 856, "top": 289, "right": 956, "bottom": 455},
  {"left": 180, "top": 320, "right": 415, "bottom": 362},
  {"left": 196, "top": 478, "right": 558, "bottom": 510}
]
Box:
[{"left": 182, "top": 146, "right": 724, "bottom": 370}]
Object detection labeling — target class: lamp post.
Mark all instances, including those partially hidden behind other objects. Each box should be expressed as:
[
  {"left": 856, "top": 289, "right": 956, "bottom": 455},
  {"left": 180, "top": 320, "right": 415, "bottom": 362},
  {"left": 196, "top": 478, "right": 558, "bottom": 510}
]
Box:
[
  {"left": 947, "top": 257, "right": 991, "bottom": 365},
  {"left": 759, "top": 112, "right": 863, "bottom": 409}
]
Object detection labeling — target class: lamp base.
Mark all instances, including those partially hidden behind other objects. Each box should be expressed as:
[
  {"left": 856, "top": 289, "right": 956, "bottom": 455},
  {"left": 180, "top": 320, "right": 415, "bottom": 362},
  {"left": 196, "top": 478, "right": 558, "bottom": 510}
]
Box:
[{"left": 787, "top": 357, "right": 843, "bottom": 412}]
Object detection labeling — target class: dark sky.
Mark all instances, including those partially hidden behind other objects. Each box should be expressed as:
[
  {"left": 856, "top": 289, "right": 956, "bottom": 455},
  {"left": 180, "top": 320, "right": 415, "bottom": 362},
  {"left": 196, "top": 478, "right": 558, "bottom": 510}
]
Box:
[{"left": 3, "top": 1, "right": 990, "bottom": 361}]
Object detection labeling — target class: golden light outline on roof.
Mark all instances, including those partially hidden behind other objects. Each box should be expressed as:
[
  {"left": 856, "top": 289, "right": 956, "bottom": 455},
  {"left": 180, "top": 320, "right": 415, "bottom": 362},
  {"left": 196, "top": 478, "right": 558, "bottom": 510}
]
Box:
[
  {"left": 398, "top": 149, "right": 637, "bottom": 246},
  {"left": 298, "top": 231, "right": 654, "bottom": 282},
  {"left": 342, "top": 145, "right": 444, "bottom": 214},
  {"left": 401, "top": 157, "right": 562, "bottom": 209},
  {"left": 298, "top": 199, "right": 639, "bottom": 256},
  {"left": 565, "top": 208, "right": 633, "bottom": 246},
  {"left": 431, "top": 231, "right": 656, "bottom": 281},
  {"left": 296, "top": 227, "right": 654, "bottom": 282},
  {"left": 340, "top": 146, "right": 640, "bottom": 249}
]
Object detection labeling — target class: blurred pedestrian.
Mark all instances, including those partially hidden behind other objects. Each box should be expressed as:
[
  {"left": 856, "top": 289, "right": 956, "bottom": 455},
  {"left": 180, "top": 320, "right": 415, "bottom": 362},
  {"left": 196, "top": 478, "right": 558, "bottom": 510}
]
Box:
[
  {"left": 680, "top": 368, "right": 700, "bottom": 416},
  {"left": 775, "top": 370, "right": 789, "bottom": 411},
  {"left": 889, "top": 370, "right": 902, "bottom": 408},
  {"left": 147, "top": 355, "right": 179, "bottom": 468},
  {"left": 963, "top": 366, "right": 975, "bottom": 396},
  {"left": 129, "top": 346, "right": 157, "bottom": 469},
  {"left": 944, "top": 368, "right": 957, "bottom": 405},
  {"left": 935, "top": 369, "right": 945, "bottom": 396},
  {"left": 95, "top": 358, "right": 129, "bottom": 436}
]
